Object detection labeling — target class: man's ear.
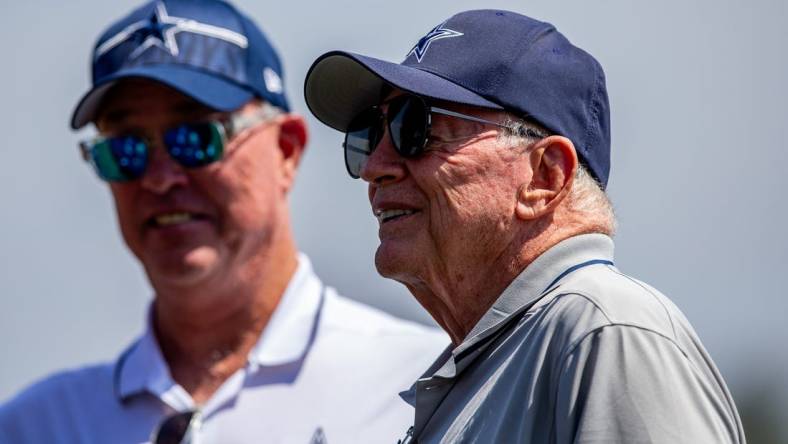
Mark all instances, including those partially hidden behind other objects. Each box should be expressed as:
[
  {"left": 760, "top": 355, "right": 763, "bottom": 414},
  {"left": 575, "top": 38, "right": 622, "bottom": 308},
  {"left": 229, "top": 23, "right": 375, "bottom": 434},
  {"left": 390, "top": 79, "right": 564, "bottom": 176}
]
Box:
[
  {"left": 277, "top": 114, "right": 308, "bottom": 192},
  {"left": 515, "top": 135, "right": 577, "bottom": 220}
]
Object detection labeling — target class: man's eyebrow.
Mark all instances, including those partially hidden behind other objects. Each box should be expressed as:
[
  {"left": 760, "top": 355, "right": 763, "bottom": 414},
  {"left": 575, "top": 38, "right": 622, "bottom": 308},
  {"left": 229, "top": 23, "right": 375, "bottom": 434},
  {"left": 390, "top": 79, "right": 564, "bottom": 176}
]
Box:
[
  {"left": 173, "top": 101, "right": 212, "bottom": 117},
  {"left": 99, "top": 108, "right": 129, "bottom": 127}
]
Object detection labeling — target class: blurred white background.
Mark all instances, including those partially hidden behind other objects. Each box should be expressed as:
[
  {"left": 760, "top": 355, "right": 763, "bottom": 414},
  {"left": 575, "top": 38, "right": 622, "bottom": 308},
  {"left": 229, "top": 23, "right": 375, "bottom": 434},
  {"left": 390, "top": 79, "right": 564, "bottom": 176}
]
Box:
[{"left": 1, "top": 0, "right": 786, "bottom": 440}]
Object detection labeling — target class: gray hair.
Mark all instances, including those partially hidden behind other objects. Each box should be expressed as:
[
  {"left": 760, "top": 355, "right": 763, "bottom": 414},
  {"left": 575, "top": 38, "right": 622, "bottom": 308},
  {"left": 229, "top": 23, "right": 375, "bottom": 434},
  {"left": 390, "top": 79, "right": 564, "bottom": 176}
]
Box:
[
  {"left": 227, "top": 101, "right": 284, "bottom": 137},
  {"left": 566, "top": 164, "right": 617, "bottom": 235},
  {"left": 497, "top": 117, "right": 617, "bottom": 235}
]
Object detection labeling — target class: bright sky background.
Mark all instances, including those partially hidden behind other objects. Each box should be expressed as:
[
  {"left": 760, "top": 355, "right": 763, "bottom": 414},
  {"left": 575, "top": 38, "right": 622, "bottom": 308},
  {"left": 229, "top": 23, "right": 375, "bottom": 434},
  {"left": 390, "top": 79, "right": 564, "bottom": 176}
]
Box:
[{"left": 1, "top": 0, "right": 786, "bottom": 433}]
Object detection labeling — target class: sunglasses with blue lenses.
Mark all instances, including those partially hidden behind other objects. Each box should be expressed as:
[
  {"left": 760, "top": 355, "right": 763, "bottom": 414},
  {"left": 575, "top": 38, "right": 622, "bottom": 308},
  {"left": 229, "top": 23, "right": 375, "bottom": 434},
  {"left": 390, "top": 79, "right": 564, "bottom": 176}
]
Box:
[{"left": 79, "top": 106, "right": 281, "bottom": 182}]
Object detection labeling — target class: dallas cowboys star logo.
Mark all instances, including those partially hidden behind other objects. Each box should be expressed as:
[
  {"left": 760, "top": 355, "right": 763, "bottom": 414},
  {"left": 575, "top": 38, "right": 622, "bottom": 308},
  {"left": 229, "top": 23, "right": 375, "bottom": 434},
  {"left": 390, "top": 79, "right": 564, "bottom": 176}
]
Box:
[
  {"left": 406, "top": 22, "right": 463, "bottom": 63},
  {"left": 95, "top": 1, "right": 248, "bottom": 60}
]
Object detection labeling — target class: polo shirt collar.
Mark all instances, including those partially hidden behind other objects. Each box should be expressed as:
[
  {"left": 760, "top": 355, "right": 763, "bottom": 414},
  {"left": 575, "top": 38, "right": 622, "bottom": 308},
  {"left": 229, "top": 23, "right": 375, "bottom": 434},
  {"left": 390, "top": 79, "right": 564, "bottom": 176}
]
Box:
[
  {"left": 462, "top": 234, "right": 614, "bottom": 345},
  {"left": 401, "top": 234, "right": 615, "bottom": 406},
  {"left": 114, "top": 253, "right": 324, "bottom": 404},
  {"left": 114, "top": 313, "right": 188, "bottom": 407},
  {"left": 248, "top": 253, "right": 324, "bottom": 366}
]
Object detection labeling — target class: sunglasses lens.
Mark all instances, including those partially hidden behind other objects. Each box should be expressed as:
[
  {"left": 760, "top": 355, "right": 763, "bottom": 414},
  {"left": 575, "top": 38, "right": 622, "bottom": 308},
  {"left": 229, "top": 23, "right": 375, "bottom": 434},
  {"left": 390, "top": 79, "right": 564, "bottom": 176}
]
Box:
[
  {"left": 89, "top": 135, "right": 148, "bottom": 181},
  {"left": 153, "top": 411, "right": 195, "bottom": 444},
  {"left": 388, "top": 96, "right": 428, "bottom": 158},
  {"left": 344, "top": 108, "right": 383, "bottom": 178},
  {"left": 164, "top": 122, "right": 224, "bottom": 168}
]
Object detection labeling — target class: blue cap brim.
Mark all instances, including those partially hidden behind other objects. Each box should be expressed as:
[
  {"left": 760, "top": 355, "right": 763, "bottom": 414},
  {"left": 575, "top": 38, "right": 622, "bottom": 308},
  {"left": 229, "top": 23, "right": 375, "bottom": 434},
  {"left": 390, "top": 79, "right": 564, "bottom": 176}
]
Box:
[
  {"left": 70, "top": 64, "right": 255, "bottom": 129},
  {"left": 304, "top": 51, "right": 502, "bottom": 132}
]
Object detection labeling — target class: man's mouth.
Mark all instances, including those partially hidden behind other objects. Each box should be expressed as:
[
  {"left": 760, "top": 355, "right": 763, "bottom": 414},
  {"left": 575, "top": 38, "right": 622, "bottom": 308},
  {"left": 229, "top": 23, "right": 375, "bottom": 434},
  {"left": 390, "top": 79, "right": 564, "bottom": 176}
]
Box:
[
  {"left": 149, "top": 212, "right": 205, "bottom": 227},
  {"left": 375, "top": 209, "right": 418, "bottom": 224}
]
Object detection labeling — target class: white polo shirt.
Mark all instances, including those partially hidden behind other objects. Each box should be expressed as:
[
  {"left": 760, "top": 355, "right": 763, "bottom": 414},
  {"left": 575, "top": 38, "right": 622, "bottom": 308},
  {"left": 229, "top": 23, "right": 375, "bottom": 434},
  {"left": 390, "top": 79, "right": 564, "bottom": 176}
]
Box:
[{"left": 0, "top": 254, "right": 448, "bottom": 443}]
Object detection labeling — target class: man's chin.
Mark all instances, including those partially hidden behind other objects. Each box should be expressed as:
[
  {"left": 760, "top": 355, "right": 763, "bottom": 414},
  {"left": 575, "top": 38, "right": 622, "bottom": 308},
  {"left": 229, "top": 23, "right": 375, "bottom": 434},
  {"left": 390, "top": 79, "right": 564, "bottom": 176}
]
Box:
[
  {"left": 142, "top": 246, "right": 222, "bottom": 288},
  {"left": 374, "top": 243, "right": 415, "bottom": 282}
]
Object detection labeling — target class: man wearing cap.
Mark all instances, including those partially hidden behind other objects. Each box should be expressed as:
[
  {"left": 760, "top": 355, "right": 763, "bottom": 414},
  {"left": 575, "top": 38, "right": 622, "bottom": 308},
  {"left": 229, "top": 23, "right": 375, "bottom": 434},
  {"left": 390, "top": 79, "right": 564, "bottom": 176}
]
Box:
[
  {"left": 0, "top": 1, "right": 446, "bottom": 443},
  {"left": 305, "top": 9, "right": 745, "bottom": 443}
]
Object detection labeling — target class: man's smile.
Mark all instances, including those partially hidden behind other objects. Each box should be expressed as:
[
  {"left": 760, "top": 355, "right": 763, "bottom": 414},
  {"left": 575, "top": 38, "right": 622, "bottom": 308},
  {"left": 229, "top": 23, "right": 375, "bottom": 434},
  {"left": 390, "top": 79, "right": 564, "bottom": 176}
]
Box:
[{"left": 375, "top": 208, "right": 419, "bottom": 224}]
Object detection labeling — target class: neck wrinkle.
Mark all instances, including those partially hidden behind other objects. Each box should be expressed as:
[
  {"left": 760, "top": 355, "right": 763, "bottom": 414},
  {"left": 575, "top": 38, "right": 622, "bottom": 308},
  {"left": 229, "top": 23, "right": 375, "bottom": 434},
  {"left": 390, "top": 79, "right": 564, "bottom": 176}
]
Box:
[
  {"left": 423, "top": 211, "right": 595, "bottom": 346},
  {"left": 410, "top": 233, "right": 529, "bottom": 346}
]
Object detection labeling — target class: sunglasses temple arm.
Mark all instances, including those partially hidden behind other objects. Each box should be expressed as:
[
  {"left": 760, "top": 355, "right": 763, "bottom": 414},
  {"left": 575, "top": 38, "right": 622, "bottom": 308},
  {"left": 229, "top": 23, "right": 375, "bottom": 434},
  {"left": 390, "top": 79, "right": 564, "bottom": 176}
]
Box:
[
  {"left": 429, "top": 106, "right": 512, "bottom": 130},
  {"left": 78, "top": 141, "right": 92, "bottom": 162},
  {"left": 78, "top": 141, "right": 105, "bottom": 178},
  {"left": 430, "top": 106, "right": 547, "bottom": 139}
]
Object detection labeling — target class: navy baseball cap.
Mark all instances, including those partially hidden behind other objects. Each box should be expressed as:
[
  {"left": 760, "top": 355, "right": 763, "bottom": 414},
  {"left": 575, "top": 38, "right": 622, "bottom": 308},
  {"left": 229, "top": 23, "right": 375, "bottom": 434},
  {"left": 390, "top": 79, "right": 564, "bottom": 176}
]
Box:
[
  {"left": 71, "top": 0, "right": 290, "bottom": 129},
  {"left": 304, "top": 10, "right": 611, "bottom": 188}
]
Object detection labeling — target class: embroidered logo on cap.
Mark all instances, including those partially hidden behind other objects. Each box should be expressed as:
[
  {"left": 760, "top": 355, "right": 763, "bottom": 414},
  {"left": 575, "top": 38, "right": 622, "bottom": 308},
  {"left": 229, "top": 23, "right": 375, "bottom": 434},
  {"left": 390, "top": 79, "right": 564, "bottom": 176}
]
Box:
[
  {"left": 406, "top": 22, "right": 463, "bottom": 63},
  {"left": 95, "top": 1, "right": 248, "bottom": 60}
]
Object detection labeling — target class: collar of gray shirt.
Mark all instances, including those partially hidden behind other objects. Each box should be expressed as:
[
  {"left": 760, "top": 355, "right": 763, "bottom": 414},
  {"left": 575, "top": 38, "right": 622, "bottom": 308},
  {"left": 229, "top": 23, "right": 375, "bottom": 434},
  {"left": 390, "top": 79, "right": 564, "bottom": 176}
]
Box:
[{"left": 399, "top": 233, "right": 615, "bottom": 407}]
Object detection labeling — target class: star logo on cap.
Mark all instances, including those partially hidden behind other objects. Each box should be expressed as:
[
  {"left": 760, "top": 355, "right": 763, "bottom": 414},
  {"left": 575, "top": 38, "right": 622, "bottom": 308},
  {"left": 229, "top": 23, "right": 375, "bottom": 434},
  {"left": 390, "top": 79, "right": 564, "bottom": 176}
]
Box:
[
  {"left": 406, "top": 22, "right": 463, "bottom": 63},
  {"left": 128, "top": 5, "right": 179, "bottom": 59},
  {"left": 95, "top": 1, "right": 249, "bottom": 60}
]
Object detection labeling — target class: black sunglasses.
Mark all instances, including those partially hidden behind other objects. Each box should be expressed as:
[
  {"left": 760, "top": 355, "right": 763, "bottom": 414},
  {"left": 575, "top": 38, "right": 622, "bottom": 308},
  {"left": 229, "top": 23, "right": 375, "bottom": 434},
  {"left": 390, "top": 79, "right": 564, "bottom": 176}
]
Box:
[
  {"left": 342, "top": 94, "right": 545, "bottom": 179},
  {"left": 79, "top": 106, "right": 281, "bottom": 182},
  {"left": 150, "top": 410, "right": 202, "bottom": 444}
]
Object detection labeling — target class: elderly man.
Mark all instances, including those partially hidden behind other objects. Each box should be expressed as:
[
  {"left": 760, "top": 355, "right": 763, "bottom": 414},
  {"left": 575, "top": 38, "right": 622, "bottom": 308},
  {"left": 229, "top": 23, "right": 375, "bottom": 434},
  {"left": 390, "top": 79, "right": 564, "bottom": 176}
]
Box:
[
  {"left": 0, "top": 0, "right": 446, "bottom": 442},
  {"left": 304, "top": 9, "right": 746, "bottom": 444}
]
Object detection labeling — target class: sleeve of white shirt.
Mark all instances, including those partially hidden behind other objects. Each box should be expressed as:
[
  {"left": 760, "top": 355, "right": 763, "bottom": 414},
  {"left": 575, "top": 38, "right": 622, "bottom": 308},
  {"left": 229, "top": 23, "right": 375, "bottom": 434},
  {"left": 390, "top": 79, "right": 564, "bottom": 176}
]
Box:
[
  {"left": 553, "top": 324, "right": 743, "bottom": 444},
  {"left": 0, "top": 379, "right": 60, "bottom": 443}
]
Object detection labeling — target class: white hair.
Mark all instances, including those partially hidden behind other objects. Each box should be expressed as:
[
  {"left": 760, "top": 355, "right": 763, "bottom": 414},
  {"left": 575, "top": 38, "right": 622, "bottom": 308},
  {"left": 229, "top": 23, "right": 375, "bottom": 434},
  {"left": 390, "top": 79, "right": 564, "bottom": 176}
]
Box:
[
  {"left": 497, "top": 117, "right": 617, "bottom": 235},
  {"left": 566, "top": 164, "right": 617, "bottom": 235}
]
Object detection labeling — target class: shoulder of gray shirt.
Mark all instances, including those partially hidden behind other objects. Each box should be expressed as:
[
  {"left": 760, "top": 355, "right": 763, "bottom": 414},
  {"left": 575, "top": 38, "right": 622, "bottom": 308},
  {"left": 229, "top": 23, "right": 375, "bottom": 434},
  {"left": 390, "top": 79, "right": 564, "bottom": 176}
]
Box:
[{"left": 524, "top": 263, "right": 701, "bottom": 367}]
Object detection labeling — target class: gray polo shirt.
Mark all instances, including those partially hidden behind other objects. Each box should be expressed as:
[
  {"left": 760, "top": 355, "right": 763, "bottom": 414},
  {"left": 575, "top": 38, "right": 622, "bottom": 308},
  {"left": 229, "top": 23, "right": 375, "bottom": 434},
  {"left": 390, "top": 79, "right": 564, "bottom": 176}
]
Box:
[{"left": 399, "top": 234, "right": 745, "bottom": 444}]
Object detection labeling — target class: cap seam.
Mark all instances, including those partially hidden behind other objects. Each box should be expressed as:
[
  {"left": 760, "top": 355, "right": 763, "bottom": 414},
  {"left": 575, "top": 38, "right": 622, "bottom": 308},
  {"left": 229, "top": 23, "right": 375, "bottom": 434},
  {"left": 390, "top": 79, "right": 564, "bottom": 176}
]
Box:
[
  {"left": 584, "top": 60, "right": 605, "bottom": 182},
  {"left": 494, "top": 24, "right": 556, "bottom": 117},
  {"left": 225, "top": 1, "right": 254, "bottom": 96}
]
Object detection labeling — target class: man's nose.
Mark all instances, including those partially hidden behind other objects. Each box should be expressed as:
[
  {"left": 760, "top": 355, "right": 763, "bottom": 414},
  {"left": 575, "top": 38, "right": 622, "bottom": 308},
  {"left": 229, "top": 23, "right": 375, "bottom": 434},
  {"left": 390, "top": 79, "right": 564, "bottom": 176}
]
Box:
[
  {"left": 358, "top": 129, "right": 406, "bottom": 186},
  {"left": 140, "top": 140, "right": 189, "bottom": 194}
]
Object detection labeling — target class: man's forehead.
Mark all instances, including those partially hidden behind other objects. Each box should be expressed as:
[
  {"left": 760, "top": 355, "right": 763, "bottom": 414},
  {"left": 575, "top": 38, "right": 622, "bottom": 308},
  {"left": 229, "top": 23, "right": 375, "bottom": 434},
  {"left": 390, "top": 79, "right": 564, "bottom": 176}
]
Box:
[{"left": 96, "top": 79, "right": 214, "bottom": 127}]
